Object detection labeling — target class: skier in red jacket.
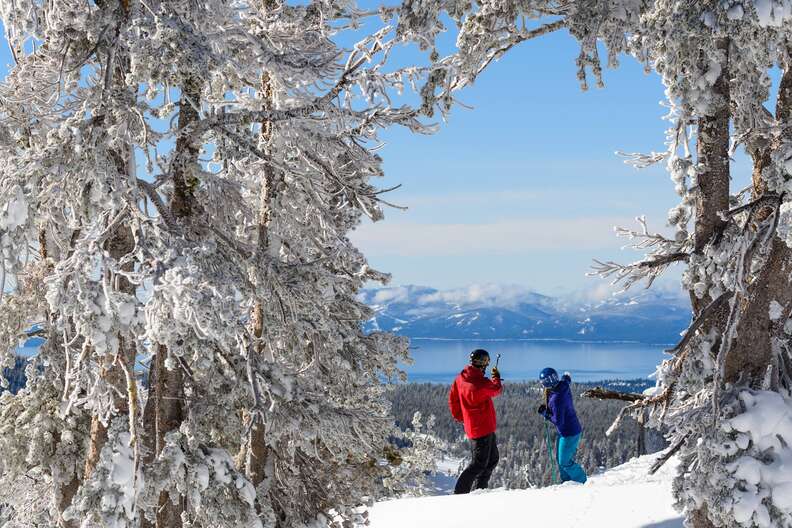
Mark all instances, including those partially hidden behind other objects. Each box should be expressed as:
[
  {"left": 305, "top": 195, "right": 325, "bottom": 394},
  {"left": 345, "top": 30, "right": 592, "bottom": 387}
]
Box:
[{"left": 448, "top": 349, "right": 503, "bottom": 494}]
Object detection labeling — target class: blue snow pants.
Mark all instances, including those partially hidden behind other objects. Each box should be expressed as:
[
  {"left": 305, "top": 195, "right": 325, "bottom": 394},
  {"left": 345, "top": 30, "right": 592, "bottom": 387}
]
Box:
[{"left": 557, "top": 433, "right": 587, "bottom": 483}]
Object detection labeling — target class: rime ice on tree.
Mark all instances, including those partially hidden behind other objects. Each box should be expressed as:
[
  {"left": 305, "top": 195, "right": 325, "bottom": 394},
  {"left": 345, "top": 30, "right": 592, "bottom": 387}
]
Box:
[{"left": 0, "top": 1, "right": 453, "bottom": 526}]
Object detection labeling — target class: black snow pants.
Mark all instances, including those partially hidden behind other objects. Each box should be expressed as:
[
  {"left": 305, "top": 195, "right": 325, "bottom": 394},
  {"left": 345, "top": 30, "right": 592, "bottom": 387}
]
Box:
[{"left": 454, "top": 432, "right": 499, "bottom": 494}]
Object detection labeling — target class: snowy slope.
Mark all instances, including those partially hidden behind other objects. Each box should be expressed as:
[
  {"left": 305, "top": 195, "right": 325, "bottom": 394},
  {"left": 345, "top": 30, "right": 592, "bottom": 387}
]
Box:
[{"left": 370, "top": 455, "right": 682, "bottom": 528}]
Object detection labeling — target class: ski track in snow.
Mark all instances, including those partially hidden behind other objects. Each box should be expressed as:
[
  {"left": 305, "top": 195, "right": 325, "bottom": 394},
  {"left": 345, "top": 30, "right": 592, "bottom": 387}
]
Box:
[{"left": 369, "top": 454, "right": 683, "bottom": 528}]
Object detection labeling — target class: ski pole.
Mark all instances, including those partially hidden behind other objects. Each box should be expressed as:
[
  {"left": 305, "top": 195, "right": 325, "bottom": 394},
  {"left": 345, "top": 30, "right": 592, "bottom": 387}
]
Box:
[
  {"left": 544, "top": 421, "right": 559, "bottom": 484},
  {"left": 495, "top": 353, "right": 501, "bottom": 368}
]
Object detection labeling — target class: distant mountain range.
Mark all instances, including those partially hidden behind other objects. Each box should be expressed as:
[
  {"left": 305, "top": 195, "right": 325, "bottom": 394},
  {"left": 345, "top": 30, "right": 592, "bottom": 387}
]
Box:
[{"left": 359, "top": 284, "right": 692, "bottom": 345}]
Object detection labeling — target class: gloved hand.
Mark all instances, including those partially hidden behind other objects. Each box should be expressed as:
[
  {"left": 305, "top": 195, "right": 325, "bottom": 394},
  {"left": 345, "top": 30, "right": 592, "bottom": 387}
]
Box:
[
  {"left": 537, "top": 404, "right": 551, "bottom": 420},
  {"left": 491, "top": 366, "right": 501, "bottom": 380}
]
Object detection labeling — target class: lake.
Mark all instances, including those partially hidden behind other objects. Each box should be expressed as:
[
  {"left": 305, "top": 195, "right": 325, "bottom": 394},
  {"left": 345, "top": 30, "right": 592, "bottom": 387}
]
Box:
[
  {"left": 17, "top": 338, "right": 669, "bottom": 385},
  {"left": 401, "top": 339, "right": 670, "bottom": 384}
]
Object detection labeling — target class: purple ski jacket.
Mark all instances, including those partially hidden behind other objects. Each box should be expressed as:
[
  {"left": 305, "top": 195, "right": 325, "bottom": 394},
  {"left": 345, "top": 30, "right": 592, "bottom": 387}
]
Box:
[{"left": 545, "top": 374, "right": 582, "bottom": 437}]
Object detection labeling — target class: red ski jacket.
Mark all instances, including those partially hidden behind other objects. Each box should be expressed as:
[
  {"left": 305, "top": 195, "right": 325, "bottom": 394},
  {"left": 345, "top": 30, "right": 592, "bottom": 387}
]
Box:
[{"left": 448, "top": 365, "right": 503, "bottom": 439}]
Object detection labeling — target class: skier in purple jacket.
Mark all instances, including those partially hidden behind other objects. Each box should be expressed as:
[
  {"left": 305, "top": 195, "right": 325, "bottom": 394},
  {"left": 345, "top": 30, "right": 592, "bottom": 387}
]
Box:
[{"left": 537, "top": 368, "right": 587, "bottom": 483}]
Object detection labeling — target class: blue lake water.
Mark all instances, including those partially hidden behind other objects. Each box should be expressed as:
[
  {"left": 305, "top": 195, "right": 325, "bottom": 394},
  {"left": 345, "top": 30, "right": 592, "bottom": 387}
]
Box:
[
  {"left": 16, "top": 339, "right": 668, "bottom": 385},
  {"left": 402, "top": 339, "right": 670, "bottom": 384}
]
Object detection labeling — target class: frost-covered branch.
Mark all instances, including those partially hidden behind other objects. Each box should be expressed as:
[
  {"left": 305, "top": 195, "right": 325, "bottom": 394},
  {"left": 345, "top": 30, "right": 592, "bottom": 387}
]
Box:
[
  {"left": 666, "top": 292, "right": 730, "bottom": 357},
  {"left": 648, "top": 433, "right": 689, "bottom": 475},
  {"left": 589, "top": 216, "right": 690, "bottom": 289}
]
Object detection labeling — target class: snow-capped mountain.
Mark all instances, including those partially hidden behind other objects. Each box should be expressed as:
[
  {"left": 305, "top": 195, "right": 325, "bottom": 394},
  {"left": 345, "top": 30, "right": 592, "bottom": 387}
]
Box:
[{"left": 359, "top": 284, "right": 691, "bottom": 344}]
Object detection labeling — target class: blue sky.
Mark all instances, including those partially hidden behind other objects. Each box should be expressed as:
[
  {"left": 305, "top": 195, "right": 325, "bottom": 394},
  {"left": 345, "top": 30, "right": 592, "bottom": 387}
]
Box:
[
  {"left": 0, "top": 17, "right": 749, "bottom": 297},
  {"left": 351, "top": 27, "right": 694, "bottom": 295}
]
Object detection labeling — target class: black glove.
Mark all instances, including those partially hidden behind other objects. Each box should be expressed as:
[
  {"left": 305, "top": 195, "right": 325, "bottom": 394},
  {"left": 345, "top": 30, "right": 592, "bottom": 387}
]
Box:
[{"left": 537, "top": 404, "right": 551, "bottom": 419}]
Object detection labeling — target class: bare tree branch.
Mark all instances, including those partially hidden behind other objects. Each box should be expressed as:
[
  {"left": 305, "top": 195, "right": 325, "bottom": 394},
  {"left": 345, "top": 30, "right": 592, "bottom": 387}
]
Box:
[
  {"left": 666, "top": 292, "right": 730, "bottom": 356},
  {"left": 725, "top": 193, "right": 782, "bottom": 218},
  {"left": 649, "top": 433, "right": 690, "bottom": 475},
  {"left": 582, "top": 387, "right": 647, "bottom": 402}
]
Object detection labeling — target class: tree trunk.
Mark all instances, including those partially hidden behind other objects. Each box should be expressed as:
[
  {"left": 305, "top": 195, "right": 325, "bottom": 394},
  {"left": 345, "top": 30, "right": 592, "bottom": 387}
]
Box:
[
  {"left": 723, "top": 65, "right": 792, "bottom": 387},
  {"left": 144, "top": 75, "right": 202, "bottom": 528},
  {"left": 247, "top": 71, "right": 277, "bottom": 491},
  {"left": 56, "top": 473, "right": 80, "bottom": 528},
  {"left": 690, "top": 506, "right": 713, "bottom": 528},
  {"left": 84, "top": 22, "right": 138, "bottom": 477},
  {"left": 691, "top": 38, "right": 731, "bottom": 316},
  {"left": 35, "top": 226, "right": 82, "bottom": 527},
  {"left": 687, "top": 39, "right": 731, "bottom": 528},
  {"left": 83, "top": 418, "right": 109, "bottom": 479},
  {"left": 53, "top": 331, "right": 80, "bottom": 528},
  {"left": 171, "top": 77, "right": 202, "bottom": 220},
  {"left": 636, "top": 410, "right": 646, "bottom": 457},
  {"left": 46, "top": 311, "right": 81, "bottom": 528},
  {"left": 688, "top": 47, "right": 792, "bottom": 528},
  {"left": 140, "top": 348, "right": 159, "bottom": 528},
  {"left": 84, "top": 205, "right": 136, "bottom": 479},
  {"left": 155, "top": 344, "right": 186, "bottom": 528}
]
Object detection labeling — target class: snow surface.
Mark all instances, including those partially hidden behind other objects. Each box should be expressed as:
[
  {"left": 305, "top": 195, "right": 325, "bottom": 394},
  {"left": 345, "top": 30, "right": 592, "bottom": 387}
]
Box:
[
  {"left": 428, "top": 456, "right": 464, "bottom": 494},
  {"left": 724, "top": 390, "right": 792, "bottom": 526},
  {"left": 370, "top": 455, "right": 682, "bottom": 528},
  {"left": 434, "top": 455, "right": 463, "bottom": 475}
]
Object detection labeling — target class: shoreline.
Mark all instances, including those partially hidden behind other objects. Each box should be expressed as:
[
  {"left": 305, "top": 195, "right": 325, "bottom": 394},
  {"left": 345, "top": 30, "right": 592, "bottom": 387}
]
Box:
[
  {"left": 395, "top": 376, "right": 656, "bottom": 385},
  {"left": 407, "top": 337, "right": 675, "bottom": 347}
]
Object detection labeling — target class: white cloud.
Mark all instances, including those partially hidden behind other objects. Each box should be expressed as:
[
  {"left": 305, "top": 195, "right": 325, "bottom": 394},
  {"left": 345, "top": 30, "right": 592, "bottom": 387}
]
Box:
[
  {"left": 351, "top": 216, "right": 650, "bottom": 256},
  {"left": 570, "top": 282, "right": 617, "bottom": 303},
  {"left": 559, "top": 278, "right": 688, "bottom": 306},
  {"left": 416, "top": 283, "right": 542, "bottom": 308},
  {"left": 373, "top": 287, "right": 409, "bottom": 304}
]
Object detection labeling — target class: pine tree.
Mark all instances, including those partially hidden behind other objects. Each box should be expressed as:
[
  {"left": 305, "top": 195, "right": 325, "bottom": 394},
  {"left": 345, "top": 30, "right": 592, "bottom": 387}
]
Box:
[
  {"left": 4, "top": 0, "right": 792, "bottom": 526},
  {"left": 0, "top": 1, "right": 447, "bottom": 526},
  {"left": 577, "top": 4, "right": 792, "bottom": 527},
  {"left": 406, "top": 0, "right": 792, "bottom": 525}
]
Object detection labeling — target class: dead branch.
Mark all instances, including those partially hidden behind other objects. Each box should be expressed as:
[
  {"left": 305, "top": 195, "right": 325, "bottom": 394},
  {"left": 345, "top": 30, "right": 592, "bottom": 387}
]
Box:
[
  {"left": 726, "top": 193, "right": 782, "bottom": 218},
  {"left": 581, "top": 387, "right": 646, "bottom": 402},
  {"left": 666, "top": 292, "right": 730, "bottom": 355},
  {"left": 606, "top": 404, "right": 633, "bottom": 437},
  {"left": 637, "top": 252, "right": 690, "bottom": 268},
  {"left": 649, "top": 433, "right": 690, "bottom": 475}
]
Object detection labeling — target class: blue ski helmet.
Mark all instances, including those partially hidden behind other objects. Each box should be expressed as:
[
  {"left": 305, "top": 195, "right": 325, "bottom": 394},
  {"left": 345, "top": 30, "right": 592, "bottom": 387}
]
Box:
[{"left": 539, "top": 367, "right": 559, "bottom": 388}]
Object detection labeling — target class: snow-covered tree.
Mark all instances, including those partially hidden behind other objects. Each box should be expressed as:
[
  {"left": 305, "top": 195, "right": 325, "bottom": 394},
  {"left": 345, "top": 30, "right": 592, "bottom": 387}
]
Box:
[
  {"left": 0, "top": 1, "right": 450, "bottom": 526},
  {"left": 398, "top": 0, "right": 792, "bottom": 526},
  {"left": 581, "top": 3, "right": 792, "bottom": 528},
  {"left": 4, "top": 0, "right": 792, "bottom": 526}
]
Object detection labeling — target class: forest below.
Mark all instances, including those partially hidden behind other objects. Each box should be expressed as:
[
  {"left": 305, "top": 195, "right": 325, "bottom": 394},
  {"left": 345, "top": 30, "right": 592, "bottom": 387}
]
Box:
[
  {"left": 1, "top": 359, "right": 667, "bottom": 491},
  {"left": 387, "top": 379, "right": 667, "bottom": 489}
]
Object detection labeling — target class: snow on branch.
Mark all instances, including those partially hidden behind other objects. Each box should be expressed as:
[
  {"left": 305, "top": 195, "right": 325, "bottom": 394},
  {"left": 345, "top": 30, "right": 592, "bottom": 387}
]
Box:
[
  {"left": 724, "top": 192, "right": 783, "bottom": 219},
  {"left": 589, "top": 216, "right": 690, "bottom": 290},
  {"left": 616, "top": 150, "right": 669, "bottom": 169},
  {"left": 666, "top": 293, "right": 730, "bottom": 357},
  {"left": 648, "top": 433, "right": 690, "bottom": 475}
]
